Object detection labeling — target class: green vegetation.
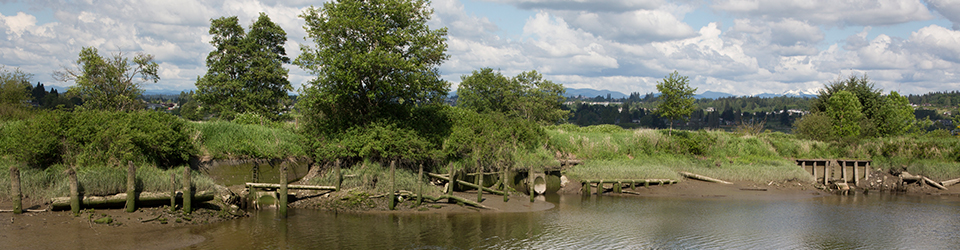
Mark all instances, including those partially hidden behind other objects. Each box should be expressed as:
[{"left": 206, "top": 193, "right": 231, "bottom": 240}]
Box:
[
  {"left": 0, "top": 163, "right": 215, "bottom": 201},
  {"left": 190, "top": 121, "right": 306, "bottom": 159},
  {"left": 196, "top": 13, "right": 292, "bottom": 120},
  {"left": 655, "top": 71, "right": 697, "bottom": 135},
  {"left": 54, "top": 47, "right": 159, "bottom": 112},
  {"left": 308, "top": 160, "right": 443, "bottom": 196},
  {"left": 458, "top": 68, "right": 569, "bottom": 124}
]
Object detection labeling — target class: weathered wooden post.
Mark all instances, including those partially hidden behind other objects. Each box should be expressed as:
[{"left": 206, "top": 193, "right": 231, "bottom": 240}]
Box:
[
  {"left": 67, "top": 168, "right": 80, "bottom": 216},
  {"left": 334, "top": 159, "right": 342, "bottom": 191},
  {"left": 823, "top": 162, "right": 830, "bottom": 186},
  {"left": 447, "top": 163, "right": 456, "bottom": 203},
  {"left": 417, "top": 163, "right": 423, "bottom": 206},
  {"left": 528, "top": 169, "right": 535, "bottom": 202},
  {"left": 853, "top": 161, "right": 859, "bottom": 186},
  {"left": 388, "top": 160, "right": 396, "bottom": 210},
  {"left": 126, "top": 161, "right": 137, "bottom": 213},
  {"left": 279, "top": 165, "right": 288, "bottom": 217},
  {"left": 476, "top": 161, "right": 483, "bottom": 203},
  {"left": 170, "top": 172, "right": 177, "bottom": 212},
  {"left": 630, "top": 181, "right": 636, "bottom": 190},
  {"left": 811, "top": 161, "right": 818, "bottom": 183},
  {"left": 183, "top": 167, "right": 192, "bottom": 214},
  {"left": 597, "top": 180, "right": 604, "bottom": 196},
  {"left": 614, "top": 181, "right": 622, "bottom": 193},
  {"left": 582, "top": 181, "right": 591, "bottom": 196},
  {"left": 502, "top": 164, "right": 509, "bottom": 202},
  {"left": 10, "top": 166, "right": 22, "bottom": 214},
  {"left": 841, "top": 160, "right": 847, "bottom": 183}
]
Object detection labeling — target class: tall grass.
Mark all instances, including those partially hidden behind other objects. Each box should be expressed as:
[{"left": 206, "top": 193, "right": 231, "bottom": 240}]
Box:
[
  {"left": 0, "top": 163, "right": 216, "bottom": 201},
  {"left": 190, "top": 121, "right": 307, "bottom": 159},
  {"left": 548, "top": 124, "right": 960, "bottom": 181},
  {"left": 308, "top": 159, "right": 443, "bottom": 196}
]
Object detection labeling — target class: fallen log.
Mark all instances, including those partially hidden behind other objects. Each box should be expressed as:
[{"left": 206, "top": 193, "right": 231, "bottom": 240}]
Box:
[
  {"left": 426, "top": 173, "right": 506, "bottom": 195},
  {"left": 922, "top": 176, "right": 948, "bottom": 190},
  {"left": 245, "top": 183, "right": 336, "bottom": 190},
  {"left": 51, "top": 190, "right": 215, "bottom": 211},
  {"left": 900, "top": 172, "right": 922, "bottom": 182},
  {"left": 940, "top": 177, "right": 960, "bottom": 187},
  {"left": 678, "top": 171, "right": 733, "bottom": 185},
  {"left": 0, "top": 209, "right": 46, "bottom": 213},
  {"left": 418, "top": 194, "right": 494, "bottom": 210}
]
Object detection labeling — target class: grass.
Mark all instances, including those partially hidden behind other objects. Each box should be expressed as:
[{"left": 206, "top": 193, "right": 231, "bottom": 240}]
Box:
[
  {"left": 308, "top": 159, "right": 444, "bottom": 196},
  {"left": 0, "top": 162, "right": 216, "bottom": 202},
  {"left": 548, "top": 124, "right": 960, "bottom": 182},
  {"left": 190, "top": 121, "right": 307, "bottom": 159}
]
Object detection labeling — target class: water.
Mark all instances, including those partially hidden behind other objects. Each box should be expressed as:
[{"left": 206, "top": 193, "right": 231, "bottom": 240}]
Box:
[{"left": 187, "top": 194, "right": 960, "bottom": 249}]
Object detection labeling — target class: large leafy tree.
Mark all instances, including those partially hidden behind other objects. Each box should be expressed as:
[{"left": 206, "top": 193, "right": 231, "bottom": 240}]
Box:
[
  {"left": 54, "top": 47, "right": 158, "bottom": 112},
  {"left": 827, "top": 90, "right": 864, "bottom": 139},
  {"left": 0, "top": 66, "right": 33, "bottom": 119},
  {"left": 196, "top": 13, "right": 291, "bottom": 121},
  {"left": 655, "top": 71, "right": 697, "bottom": 135},
  {"left": 295, "top": 0, "right": 449, "bottom": 135},
  {"left": 876, "top": 91, "right": 914, "bottom": 136},
  {"left": 457, "top": 68, "right": 568, "bottom": 124}
]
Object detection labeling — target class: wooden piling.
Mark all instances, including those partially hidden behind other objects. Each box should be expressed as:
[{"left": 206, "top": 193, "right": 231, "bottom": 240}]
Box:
[
  {"left": 853, "top": 161, "right": 859, "bottom": 186},
  {"left": 644, "top": 180, "right": 649, "bottom": 188},
  {"left": 388, "top": 160, "right": 396, "bottom": 210},
  {"left": 279, "top": 165, "right": 288, "bottom": 217},
  {"left": 502, "top": 164, "right": 509, "bottom": 202},
  {"left": 417, "top": 164, "right": 424, "bottom": 206},
  {"left": 126, "top": 161, "right": 137, "bottom": 213},
  {"left": 630, "top": 181, "right": 635, "bottom": 190},
  {"left": 614, "top": 182, "right": 622, "bottom": 193},
  {"left": 582, "top": 181, "right": 591, "bottom": 196},
  {"left": 183, "top": 167, "right": 192, "bottom": 214},
  {"left": 823, "top": 162, "right": 830, "bottom": 186},
  {"left": 597, "top": 180, "right": 603, "bottom": 196},
  {"left": 529, "top": 169, "right": 535, "bottom": 202},
  {"left": 10, "top": 166, "right": 21, "bottom": 214},
  {"left": 841, "top": 161, "right": 847, "bottom": 183},
  {"left": 476, "top": 162, "right": 483, "bottom": 203},
  {"left": 811, "top": 161, "right": 817, "bottom": 182},
  {"left": 68, "top": 168, "right": 79, "bottom": 216},
  {"left": 447, "top": 163, "right": 455, "bottom": 199},
  {"left": 334, "top": 159, "right": 342, "bottom": 191},
  {"left": 170, "top": 172, "right": 176, "bottom": 212}
]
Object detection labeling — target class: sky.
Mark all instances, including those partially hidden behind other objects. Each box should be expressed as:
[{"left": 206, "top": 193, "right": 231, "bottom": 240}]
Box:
[{"left": 1, "top": 0, "right": 959, "bottom": 96}]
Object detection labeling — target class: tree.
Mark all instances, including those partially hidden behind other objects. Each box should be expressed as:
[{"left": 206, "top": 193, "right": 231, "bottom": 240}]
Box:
[
  {"left": 0, "top": 66, "right": 33, "bottom": 119},
  {"left": 196, "top": 13, "right": 291, "bottom": 120},
  {"left": 876, "top": 91, "right": 914, "bottom": 136},
  {"left": 295, "top": 0, "right": 449, "bottom": 134},
  {"left": 54, "top": 47, "right": 158, "bottom": 112},
  {"left": 655, "top": 71, "right": 697, "bottom": 135},
  {"left": 457, "top": 68, "right": 569, "bottom": 124},
  {"left": 826, "top": 90, "right": 863, "bottom": 139}
]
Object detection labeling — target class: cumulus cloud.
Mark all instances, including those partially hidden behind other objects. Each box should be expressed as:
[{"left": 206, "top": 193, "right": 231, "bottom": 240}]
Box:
[
  {"left": 486, "top": 0, "right": 663, "bottom": 12},
  {"left": 712, "top": 0, "right": 933, "bottom": 26},
  {"left": 926, "top": 0, "right": 960, "bottom": 30}
]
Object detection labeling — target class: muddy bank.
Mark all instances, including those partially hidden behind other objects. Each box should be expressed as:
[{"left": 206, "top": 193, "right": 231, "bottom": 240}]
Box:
[{"left": 0, "top": 205, "right": 241, "bottom": 250}]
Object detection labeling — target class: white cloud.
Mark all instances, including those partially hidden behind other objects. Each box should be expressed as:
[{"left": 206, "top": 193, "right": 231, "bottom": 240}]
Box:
[
  {"left": 713, "top": 0, "right": 933, "bottom": 26},
  {"left": 487, "top": 0, "right": 664, "bottom": 12},
  {"left": 926, "top": 0, "right": 960, "bottom": 30}
]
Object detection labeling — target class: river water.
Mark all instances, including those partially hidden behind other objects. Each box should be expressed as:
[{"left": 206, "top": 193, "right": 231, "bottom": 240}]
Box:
[{"left": 186, "top": 194, "right": 960, "bottom": 249}]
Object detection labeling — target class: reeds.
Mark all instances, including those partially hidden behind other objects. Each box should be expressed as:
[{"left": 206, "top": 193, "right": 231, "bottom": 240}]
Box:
[
  {"left": 190, "top": 121, "right": 306, "bottom": 159},
  {"left": 0, "top": 163, "right": 215, "bottom": 201}
]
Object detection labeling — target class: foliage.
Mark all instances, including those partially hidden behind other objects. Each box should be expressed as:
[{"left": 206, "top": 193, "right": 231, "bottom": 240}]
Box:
[
  {"left": 826, "top": 90, "right": 863, "bottom": 140},
  {"left": 442, "top": 107, "right": 547, "bottom": 170},
  {"left": 196, "top": 13, "right": 292, "bottom": 121},
  {"left": 793, "top": 112, "right": 836, "bottom": 141},
  {"left": 875, "top": 91, "right": 914, "bottom": 136},
  {"left": 295, "top": 0, "right": 449, "bottom": 135},
  {"left": 8, "top": 110, "right": 195, "bottom": 168},
  {"left": 457, "top": 68, "right": 568, "bottom": 124},
  {"left": 0, "top": 164, "right": 215, "bottom": 201},
  {"left": 190, "top": 120, "right": 306, "bottom": 159},
  {"left": 0, "top": 66, "right": 33, "bottom": 120},
  {"left": 54, "top": 47, "right": 158, "bottom": 112},
  {"left": 655, "top": 71, "right": 697, "bottom": 134}
]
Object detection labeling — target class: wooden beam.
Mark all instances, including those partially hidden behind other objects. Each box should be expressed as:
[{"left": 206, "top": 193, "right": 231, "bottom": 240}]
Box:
[{"left": 679, "top": 171, "right": 733, "bottom": 184}]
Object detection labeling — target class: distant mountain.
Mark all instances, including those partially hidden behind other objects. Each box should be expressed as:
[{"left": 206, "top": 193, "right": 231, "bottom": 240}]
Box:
[
  {"left": 695, "top": 91, "right": 735, "bottom": 99},
  {"left": 564, "top": 88, "right": 628, "bottom": 99},
  {"left": 754, "top": 89, "right": 818, "bottom": 98}
]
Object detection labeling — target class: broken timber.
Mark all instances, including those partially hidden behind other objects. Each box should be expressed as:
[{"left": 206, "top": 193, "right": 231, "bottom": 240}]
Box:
[
  {"left": 245, "top": 183, "right": 336, "bottom": 190},
  {"left": 51, "top": 190, "right": 215, "bottom": 211},
  {"left": 678, "top": 171, "right": 733, "bottom": 184},
  {"left": 426, "top": 172, "right": 505, "bottom": 195}
]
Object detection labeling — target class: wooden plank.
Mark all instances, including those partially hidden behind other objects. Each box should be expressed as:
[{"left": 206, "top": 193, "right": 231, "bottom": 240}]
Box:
[
  {"left": 679, "top": 171, "right": 733, "bottom": 184},
  {"left": 245, "top": 183, "right": 336, "bottom": 190}
]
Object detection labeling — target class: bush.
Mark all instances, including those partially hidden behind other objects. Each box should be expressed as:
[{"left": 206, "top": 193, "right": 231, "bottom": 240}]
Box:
[{"left": 9, "top": 110, "right": 196, "bottom": 168}]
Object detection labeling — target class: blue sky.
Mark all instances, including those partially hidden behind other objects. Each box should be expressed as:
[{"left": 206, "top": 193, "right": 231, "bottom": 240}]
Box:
[{"left": 1, "top": 0, "right": 959, "bottom": 96}]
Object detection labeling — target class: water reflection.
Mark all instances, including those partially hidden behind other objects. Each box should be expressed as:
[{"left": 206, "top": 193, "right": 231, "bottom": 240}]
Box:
[{"left": 188, "top": 193, "right": 960, "bottom": 249}]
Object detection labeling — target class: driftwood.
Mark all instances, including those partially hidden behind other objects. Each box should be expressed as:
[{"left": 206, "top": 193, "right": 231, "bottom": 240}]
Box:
[
  {"left": 141, "top": 214, "right": 163, "bottom": 223},
  {"left": 923, "top": 176, "right": 948, "bottom": 190},
  {"left": 941, "top": 178, "right": 960, "bottom": 187},
  {"left": 678, "top": 171, "right": 733, "bottom": 185},
  {"left": 0, "top": 209, "right": 46, "bottom": 213},
  {"left": 418, "top": 194, "right": 494, "bottom": 210},
  {"left": 900, "top": 172, "right": 922, "bottom": 182},
  {"left": 426, "top": 172, "right": 506, "bottom": 195},
  {"left": 245, "top": 183, "right": 336, "bottom": 190},
  {"left": 51, "top": 190, "right": 215, "bottom": 211}
]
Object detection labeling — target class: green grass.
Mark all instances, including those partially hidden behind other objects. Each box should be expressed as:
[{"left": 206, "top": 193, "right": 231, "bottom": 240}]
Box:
[
  {"left": 563, "top": 156, "right": 814, "bottom": 183},
  {"left": 0, "top": 162, "right": 216, "bottom": 202},
  {"left": 190, "top": 121, "right": 307, "bottom": 159},
  {"left": 308, "top": 159, "right": 444, "bottom": 196}
]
